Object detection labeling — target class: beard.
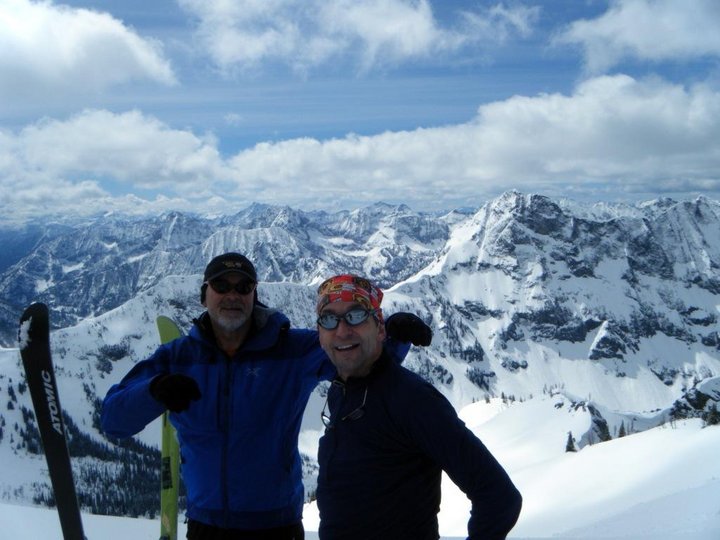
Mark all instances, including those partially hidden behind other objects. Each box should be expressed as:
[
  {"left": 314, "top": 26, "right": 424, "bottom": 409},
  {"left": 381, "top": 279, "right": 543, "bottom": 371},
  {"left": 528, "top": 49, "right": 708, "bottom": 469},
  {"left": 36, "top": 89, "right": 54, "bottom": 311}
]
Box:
[
  {"left": 211, "top": 302, "right": 251, "bottom": 334},
  {"left": 214, "top": 313, "right": 249, "bottom": 333}
]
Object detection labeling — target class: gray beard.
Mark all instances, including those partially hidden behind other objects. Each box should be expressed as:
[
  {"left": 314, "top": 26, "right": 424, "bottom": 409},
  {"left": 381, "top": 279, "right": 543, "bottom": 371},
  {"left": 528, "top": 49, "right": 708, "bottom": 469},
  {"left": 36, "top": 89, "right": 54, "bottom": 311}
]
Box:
[{"left": 214, "top": 312, "right": 249, "bottom": 333}]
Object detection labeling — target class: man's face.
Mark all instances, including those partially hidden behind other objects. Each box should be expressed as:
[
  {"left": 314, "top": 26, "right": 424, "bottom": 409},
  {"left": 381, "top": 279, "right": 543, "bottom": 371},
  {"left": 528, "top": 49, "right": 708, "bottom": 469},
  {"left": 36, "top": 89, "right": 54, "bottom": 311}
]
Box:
[
  {"left": 318, "top": 301, "right": 386, "bottom": 380},
  {"left": 203, "top": 273, "right": 256, "bottom": 334}
]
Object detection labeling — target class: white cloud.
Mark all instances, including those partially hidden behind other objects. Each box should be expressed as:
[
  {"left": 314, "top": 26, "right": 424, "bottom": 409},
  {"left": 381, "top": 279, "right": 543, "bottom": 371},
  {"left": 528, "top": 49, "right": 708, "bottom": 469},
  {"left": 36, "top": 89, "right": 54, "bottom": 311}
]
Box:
[
  {"left": 472, "top": 75, "right": 720, "bottom": 181},
  {"left": 0, "top": 107, "right": 231, "bottom": 220},
  {"left": 178, "top": 0, "right": 539, "bottom": 73},
  {"left": 224, "top": 113, "right": 245, "bottom": 127},
  {"left": 319, "top": 0, "right": 446, "bottom": 70},
  {"left": 555, "top": 0, "right": 720, "bottom": 73},
  {"left": 223, "top": 74, "right": 720, "bottom": 205},
  {"left": 13, "top": 109, "right": 225, "bottom": 186},
  {"left": 2, "top": 74, "right": 719, "bottom": 221},
  {"left": 460, "top": 3, "right": 539, "bottom": 42},
  {"left": 0, "top": 109, "right": 228, "bottom": 220},
  {"left": 0, "top": 0, "right": 176, "bottom": 102}
]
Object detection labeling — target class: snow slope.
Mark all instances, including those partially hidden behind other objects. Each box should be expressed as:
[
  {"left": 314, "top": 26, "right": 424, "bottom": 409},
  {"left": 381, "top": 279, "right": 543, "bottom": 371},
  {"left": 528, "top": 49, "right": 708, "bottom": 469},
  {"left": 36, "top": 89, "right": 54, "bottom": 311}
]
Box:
[
  {"left": 302, "top": 398, "right": 720, "bottom": 539},
  {"left": 3, "top": 406, "right": 717, "bottom": 539}
]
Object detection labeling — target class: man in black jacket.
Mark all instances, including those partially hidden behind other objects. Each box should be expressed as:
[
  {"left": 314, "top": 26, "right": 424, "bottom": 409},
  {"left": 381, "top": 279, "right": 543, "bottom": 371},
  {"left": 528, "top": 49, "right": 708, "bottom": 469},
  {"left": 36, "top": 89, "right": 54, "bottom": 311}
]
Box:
[{"left": 314, "top": 274, "right": 522, "bottom": 540}]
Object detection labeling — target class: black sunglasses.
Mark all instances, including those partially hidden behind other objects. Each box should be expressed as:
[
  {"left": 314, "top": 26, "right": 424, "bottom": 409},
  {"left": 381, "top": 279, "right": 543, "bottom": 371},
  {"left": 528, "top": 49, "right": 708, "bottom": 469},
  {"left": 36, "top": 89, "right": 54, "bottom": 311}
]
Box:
[
  {"left": 321, "top": 385, "right": 368, "bottom": 430},
  {"left": 207, "top": 278, "right": 256, "bottom": 295},
  {"left": 317, "top": 308, "right": 374, "bottom": 330}
]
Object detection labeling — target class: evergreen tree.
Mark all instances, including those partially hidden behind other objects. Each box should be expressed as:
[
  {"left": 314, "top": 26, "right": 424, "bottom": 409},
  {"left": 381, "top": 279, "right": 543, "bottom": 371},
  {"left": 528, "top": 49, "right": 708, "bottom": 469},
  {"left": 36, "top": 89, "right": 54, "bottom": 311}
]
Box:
[
  {"left": 565, "top": 431, "right": 576, "bottom": 452},
  {"left": 618, "top": 421, "right": 627, "bottom": 438},
  {"left": 705, "top": 403, "right": 720, "bottom": 426}
]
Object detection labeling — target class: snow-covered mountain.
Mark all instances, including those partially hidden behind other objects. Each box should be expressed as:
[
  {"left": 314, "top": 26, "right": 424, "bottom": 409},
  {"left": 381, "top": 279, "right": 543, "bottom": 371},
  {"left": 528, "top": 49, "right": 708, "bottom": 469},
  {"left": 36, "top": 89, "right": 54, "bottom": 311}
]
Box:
[
  {"left": 0, "top": 202, "right": 450, "bottom": 344},
  {"left": 0, "top": 191, "right": 718, "bottom": 534}
]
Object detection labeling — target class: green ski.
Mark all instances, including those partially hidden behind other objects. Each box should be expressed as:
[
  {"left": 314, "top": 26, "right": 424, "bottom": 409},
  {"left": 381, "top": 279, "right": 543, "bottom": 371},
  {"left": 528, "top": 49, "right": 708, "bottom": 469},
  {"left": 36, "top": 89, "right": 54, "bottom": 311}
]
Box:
[{"left": 156, "top": 316, "right": 183, "bottom": 540}]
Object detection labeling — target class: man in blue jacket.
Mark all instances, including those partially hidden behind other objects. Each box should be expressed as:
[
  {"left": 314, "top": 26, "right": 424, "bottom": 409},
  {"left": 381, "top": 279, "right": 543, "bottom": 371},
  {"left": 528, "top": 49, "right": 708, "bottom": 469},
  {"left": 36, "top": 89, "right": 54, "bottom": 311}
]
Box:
[
  {"left": 101, "top": 253, "right": 430, "bottom": 540},
  {"left": 315, "top": 274, "right": 522, "bottom": 540}
]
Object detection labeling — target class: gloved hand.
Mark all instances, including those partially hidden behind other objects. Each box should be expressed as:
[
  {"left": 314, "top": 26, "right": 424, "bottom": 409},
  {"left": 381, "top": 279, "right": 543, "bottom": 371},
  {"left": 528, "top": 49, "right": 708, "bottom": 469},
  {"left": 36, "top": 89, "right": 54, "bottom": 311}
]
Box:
[
  {"left": 150, "top": 373, "right": 201, "bottom": 412},
  {"left": 385, "top": 312, "right": 432, "bottom": 346}
]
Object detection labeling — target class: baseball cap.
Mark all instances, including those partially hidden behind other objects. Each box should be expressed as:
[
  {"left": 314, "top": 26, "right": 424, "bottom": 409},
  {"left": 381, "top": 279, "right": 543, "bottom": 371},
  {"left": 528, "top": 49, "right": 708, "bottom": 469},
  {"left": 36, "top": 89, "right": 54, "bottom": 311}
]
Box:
[{"left": 203, "top": 252, "right": 257, "bottom": 283}]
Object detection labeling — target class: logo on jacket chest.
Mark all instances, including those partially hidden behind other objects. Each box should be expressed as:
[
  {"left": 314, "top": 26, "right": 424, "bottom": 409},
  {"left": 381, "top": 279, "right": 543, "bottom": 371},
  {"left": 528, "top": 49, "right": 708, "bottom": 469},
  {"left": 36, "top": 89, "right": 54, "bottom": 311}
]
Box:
[{"left": 246, "top": 366, "right": 262, "bottom": 377}]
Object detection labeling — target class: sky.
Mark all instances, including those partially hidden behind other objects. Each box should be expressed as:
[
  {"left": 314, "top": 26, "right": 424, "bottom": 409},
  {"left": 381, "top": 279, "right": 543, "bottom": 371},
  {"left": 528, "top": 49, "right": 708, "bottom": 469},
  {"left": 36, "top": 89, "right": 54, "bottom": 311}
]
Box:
[{"left": 1, "top": 0, "right": 720, "bottom": 222}]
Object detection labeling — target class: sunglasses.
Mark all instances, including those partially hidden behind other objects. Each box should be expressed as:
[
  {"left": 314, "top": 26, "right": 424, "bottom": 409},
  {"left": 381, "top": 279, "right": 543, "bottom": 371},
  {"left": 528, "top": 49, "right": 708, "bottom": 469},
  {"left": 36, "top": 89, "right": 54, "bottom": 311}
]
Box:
[
  {"left": 317, "top": 308, "right": 374, "bottom": 330},
  {"left": 206, "top": 278, "right": 256, "bottom": 295},
  {"left": 321, "top": 384, "right": 368, "bottom": 430}
]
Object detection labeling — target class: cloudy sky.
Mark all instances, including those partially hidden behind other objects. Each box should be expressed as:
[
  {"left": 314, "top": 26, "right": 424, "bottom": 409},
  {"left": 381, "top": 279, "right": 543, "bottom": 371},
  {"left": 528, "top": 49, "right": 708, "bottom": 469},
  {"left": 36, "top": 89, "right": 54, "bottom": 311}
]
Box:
[{"left": 1, "top": 0, "right": 719, "bottom": 221}]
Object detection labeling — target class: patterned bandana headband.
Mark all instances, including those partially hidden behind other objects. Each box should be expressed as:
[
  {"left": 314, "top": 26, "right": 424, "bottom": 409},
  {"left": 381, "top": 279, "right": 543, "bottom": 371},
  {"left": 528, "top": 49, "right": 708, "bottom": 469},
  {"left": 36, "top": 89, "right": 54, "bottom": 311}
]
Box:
[{"left": 316, "top": 274, "right": 384, "bottom": 323}]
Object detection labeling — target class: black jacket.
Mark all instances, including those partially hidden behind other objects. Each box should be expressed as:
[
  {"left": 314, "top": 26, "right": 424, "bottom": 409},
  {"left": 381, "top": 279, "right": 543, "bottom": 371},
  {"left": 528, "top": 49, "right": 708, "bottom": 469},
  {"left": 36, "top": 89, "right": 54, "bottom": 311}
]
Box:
[{"left": 316, "top": 352, "right": 522, "bottom": 540}]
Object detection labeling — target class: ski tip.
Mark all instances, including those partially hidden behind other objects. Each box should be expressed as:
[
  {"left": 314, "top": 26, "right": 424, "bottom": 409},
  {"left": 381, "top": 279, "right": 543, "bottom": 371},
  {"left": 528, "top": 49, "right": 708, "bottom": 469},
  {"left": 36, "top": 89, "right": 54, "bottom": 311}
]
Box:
[
  {"left": 20, "top": 302, "right": 49, "bottom": 322},
  {"left": 18, "top": 302, "right": 49, "bottom": 349}
]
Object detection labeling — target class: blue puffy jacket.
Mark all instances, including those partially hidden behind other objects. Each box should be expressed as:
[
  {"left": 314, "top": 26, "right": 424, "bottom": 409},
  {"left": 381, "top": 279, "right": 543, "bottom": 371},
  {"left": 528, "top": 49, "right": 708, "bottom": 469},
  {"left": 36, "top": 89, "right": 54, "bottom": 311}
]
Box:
[{"left": 101, "top": 306, "right": 335, "bottom": 529}]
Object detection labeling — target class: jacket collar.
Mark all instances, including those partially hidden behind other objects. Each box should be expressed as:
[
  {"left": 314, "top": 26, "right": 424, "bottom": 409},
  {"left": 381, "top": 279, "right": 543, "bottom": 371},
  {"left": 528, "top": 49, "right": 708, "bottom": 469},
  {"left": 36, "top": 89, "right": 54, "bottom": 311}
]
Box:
[
  {"left": 191, "top": 306, "right": 290, "bottom": 355},
  {"left": 334, "top": 348, "right": 392, "bottom": 388}
]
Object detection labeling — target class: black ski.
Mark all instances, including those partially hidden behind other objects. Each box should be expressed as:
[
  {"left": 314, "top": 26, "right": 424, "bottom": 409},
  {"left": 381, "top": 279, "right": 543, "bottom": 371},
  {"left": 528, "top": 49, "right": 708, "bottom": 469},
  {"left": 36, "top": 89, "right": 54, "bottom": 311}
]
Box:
[{"left": 19, "top": 303, "right": 86, "bottom": 540}]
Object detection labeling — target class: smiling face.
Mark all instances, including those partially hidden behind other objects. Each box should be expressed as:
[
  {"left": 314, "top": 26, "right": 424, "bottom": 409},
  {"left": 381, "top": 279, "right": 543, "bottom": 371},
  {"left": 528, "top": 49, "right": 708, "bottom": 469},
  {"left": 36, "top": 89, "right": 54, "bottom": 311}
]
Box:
[{"left": 318, "top": 300, "right": 386, "bottom": 380}]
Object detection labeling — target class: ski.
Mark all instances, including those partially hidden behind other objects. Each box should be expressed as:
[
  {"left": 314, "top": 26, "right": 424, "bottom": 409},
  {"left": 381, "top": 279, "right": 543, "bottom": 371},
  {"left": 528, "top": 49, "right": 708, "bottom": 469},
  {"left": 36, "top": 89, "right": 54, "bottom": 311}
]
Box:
[
  {"left": 18, "top": 302, "right": 86, "bottom": 540},
  {"left": 156, "top": 315, "right": 183, "bottom": 540}
]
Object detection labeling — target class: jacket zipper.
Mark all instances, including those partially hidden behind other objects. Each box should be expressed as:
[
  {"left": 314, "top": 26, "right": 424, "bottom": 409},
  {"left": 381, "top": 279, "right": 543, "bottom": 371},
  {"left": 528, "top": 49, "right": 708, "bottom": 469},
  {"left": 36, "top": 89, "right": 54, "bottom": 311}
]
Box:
[{"left": 221, "top": 354, "right": 232, "bottom": 526}]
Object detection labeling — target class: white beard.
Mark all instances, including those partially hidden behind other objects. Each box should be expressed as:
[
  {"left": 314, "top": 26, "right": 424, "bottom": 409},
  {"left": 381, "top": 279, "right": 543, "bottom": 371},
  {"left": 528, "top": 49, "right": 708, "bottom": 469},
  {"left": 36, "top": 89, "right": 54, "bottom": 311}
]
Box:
[{"left": 214, "top": 311, "right": 250, "bottom": 333}]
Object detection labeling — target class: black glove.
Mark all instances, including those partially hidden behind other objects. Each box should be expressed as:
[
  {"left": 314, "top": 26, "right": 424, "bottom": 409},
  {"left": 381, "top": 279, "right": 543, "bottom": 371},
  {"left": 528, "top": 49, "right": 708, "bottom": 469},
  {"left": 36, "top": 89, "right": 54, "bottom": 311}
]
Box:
[
  {"left": 385, "top": 312, "right": 432, "bottom": 346},
  {"left": 150, "top": 373, "right": 201, "bottom": 412}
]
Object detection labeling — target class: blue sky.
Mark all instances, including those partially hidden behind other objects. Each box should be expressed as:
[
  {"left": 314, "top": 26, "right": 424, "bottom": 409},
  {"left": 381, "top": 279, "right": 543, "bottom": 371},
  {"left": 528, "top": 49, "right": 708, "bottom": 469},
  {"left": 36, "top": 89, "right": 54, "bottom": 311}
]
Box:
[{"left": 1, "top": 0, "right": 719, "bottom": 221}]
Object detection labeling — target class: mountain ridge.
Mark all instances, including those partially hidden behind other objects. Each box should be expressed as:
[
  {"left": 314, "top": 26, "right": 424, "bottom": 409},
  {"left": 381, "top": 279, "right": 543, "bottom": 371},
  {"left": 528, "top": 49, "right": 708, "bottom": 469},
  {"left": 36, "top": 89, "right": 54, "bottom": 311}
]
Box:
[{"left": 0, "top": 191, "right": 718, "bottom": 516}]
